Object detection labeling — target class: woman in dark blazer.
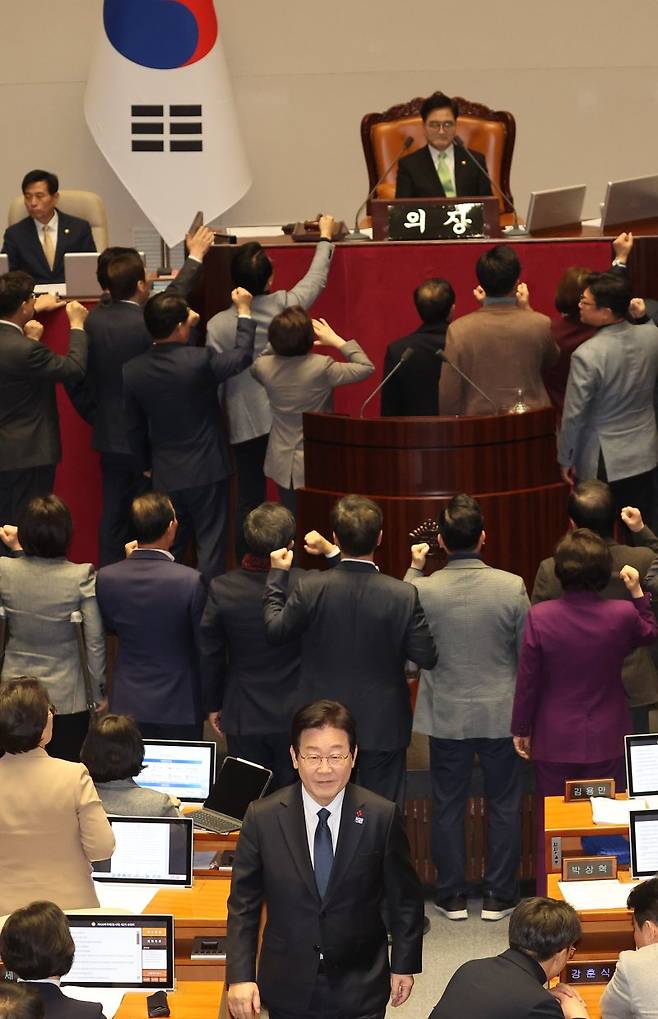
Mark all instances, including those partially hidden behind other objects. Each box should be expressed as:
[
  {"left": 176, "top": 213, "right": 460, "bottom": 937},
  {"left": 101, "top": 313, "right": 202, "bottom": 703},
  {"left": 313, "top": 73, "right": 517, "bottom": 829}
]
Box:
[{"left": 511, "top": 528, "right": 657, "bottom": 890}]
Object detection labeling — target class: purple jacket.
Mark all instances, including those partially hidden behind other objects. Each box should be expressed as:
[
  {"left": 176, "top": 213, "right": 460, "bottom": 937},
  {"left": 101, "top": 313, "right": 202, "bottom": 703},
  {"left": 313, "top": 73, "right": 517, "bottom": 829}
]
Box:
[{"left": 511, "top": 592, "right": 657, "bottom": 763}]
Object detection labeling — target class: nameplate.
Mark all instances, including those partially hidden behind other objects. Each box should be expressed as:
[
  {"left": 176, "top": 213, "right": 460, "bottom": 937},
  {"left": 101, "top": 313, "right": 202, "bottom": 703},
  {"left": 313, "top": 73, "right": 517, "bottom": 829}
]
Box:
[
  {"left": 565, "top": 961, "right": 617, "bottom": 985},
  {"left": 387, "top": 201, "right": 487, "bottom": 240},
  {"left": 565, "top": 778, "right": 615, "bottom": 802},
  {"left": 562, "top": 855, "right": 617, "bottom": 881}
]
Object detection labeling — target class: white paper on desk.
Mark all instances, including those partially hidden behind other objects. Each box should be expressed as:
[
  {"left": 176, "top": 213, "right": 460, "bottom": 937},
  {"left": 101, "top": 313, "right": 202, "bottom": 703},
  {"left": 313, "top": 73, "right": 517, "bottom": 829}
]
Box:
[
  {"left": 590, "top": 796, "right": 647, "bottom": 824},
  {"left": 228, "top": 225, "right": 284, "bottom": 238},
  {"left": 33, "top": 282, "right": 67, "bottom": 296},
  {"left": 61, "top": 987, "right": 125, "bottom": 1019},
  {"left": 93, "top": 881, "right": 160, "bottom": 913},
  {"left": 558, "top": 879, "right": 640, "bottom": 910}
]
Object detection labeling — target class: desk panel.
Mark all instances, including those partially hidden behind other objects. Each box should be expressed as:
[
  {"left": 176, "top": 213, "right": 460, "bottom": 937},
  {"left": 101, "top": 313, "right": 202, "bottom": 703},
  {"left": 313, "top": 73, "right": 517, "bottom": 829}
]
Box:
[{"left": 115, "top": 980, "right": 225, "bottom": 1019}]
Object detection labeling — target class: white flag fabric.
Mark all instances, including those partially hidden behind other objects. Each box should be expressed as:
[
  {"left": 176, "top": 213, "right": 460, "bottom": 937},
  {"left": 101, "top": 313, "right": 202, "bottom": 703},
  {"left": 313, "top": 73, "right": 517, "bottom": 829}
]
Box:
[{"left": 84, "top": 1, "right": 251, "bottom": 247}]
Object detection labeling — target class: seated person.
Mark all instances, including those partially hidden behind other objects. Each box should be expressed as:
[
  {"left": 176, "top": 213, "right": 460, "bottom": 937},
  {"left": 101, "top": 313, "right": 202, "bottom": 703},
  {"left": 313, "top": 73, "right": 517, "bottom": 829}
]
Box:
[
  {"left": 2, "top": 170, "right": 96, "bottom": 285},
  {"left": 395, "top": 91, "right": 492, "bottom": 199},
  {"left": 601, "top": 877, "right": 658, "bottom": 1019},
  {"left": 80, "top": 713, "right": 181, "bottom": 816},
  {"left": 0, "top": 984, "right": 44, "bottom": 1019},
  {"left": 0, "top": 900, "right": 105, "bottom": 1018}
]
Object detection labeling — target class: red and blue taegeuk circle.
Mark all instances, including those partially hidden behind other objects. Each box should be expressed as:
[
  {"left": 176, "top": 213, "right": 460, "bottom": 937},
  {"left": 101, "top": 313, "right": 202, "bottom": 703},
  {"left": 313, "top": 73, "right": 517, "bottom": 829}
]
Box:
[{"left": 104, "top": 0, "right": 218, "bottom": 69}]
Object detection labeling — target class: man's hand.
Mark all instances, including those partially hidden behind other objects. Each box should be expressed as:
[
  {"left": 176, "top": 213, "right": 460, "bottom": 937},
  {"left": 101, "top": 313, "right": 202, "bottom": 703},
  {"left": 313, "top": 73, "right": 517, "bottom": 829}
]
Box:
[
  {"left": 125, "top": 539, "right": 138, "bottom": 557},
  {"left": 516, "top": 282, "right": 530, "bottom": 309},
  {"left": 551, "top": 984, "right": 590, "bottom": 1019},
  {"left": 24, "top": 320, "right": 44, "bottom": 341},
  {"left": 513, "top": 735, "right": 531, "bottom": 760},
  {"left": 186, "top": 224, "right": 215, "bottom": 261},
  {"left": 613, "top": 231, "right": 633, "bottom": 263},
  {"left": 34, "top": 293, "right": 66, "bottom": 314},
  {"left": 620, "top": 564, "right": 643, "bottom": 598},
  {"left": 410, "top": 542, "right": 429, "bottom": 571},
  {"left": 95, "top": 697, "right": 109, "bottom": 715},
  {"left": 560, "top": 465, "right": 576, "bottom": 487},
  {"left": 231, "top": 287, "right": 253, "bottom": 317},
  {"left": 318, "top": 214, "right": 336, "bottom": 240},
  {"left": 270, "top": 547, "right": 293, "bottom": 571},
  {"left": 228, "top": 981, "right": 261, "bottom": 1019},
  {"left": 312, "top": 318, "right": 345, "bottom": 348},
  {"left": 621, "top": 506, "right": 644, "bottom": 532},
  {"left": 390, "top": 974, "right": 414, "bottom": 1008},
  {"left": 66, "top": 300, "right": 88, "bottom": 330},
  {"left": 207, "top": 711, "right": 223, "bottom": 736},
  {"left": 0, "top": 524, "right": 22, "bottom": 552},
  {"left": 473, "top": 285, "right": 485, "bottom": 304},
  {"left": 629, "top": 297, "right": 646, "bottom": 320},
  {"left": 304, "top": 530, "right": 337, "bottom": 557}
]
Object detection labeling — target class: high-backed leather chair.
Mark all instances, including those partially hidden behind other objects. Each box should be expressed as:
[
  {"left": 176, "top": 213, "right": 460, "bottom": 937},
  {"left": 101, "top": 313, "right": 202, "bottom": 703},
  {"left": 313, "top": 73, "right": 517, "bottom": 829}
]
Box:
[
  {"left": 8, "top": 190, "right": 109, "bottom": 250},
  {"left": 361, "top": 95, "right": 516, "bottom": 214}
]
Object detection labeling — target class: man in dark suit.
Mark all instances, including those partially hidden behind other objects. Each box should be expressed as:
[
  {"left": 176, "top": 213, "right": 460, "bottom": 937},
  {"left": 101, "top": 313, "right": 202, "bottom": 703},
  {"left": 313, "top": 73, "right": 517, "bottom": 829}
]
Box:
[
  {"left": 264, "top": 495, "right": 437, "bottom": 808},
  {"left": 395, "top": 92, "right": 492, "bottom": 199},
  {"left": 429, "top": 897, "right": 589, "bottom": 1019},
  {"left": 96, "top": 492, "right": 206, "bottom": 740},
  {"left": 381, "top": 277, "right": 454, "bottom": 416},
  {"left": 2, "top": 169, "right": 96, "bottom": 285},
  {"left": 66, "top": 226, "right": 214, "bottom": 565},
  {"left": 122, "top": 288, "right": 255, "bottom": 581},
  {"left": 0, "top": 271, "right": 88, "bottom": 532},
  {"left": 226, "top": 699, "right": 424, "bottom": 1019}
]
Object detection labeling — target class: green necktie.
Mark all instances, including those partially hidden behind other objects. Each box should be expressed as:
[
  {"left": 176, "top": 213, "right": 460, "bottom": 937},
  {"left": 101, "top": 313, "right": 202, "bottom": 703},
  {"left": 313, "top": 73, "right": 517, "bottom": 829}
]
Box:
[{"left": 437, "top": 151, "right": 456, "bottom": 197}]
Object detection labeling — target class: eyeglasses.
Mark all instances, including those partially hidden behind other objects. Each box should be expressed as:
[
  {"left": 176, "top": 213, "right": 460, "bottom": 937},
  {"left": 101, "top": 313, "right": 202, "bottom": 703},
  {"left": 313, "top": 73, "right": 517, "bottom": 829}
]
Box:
[
  {"left": 48, "top": 704, "right": 57, "bottom": 716},
  {"left": 297, "top": 753, "right": 352, "bottom": 766},
  {"left": 426, "top": 120, "right": 456, "bottom": 131},
  {"left": 567, "top": 945, "right": 576, "bottom": 958},
  {"left": 578, "top": 297, "right": 597, "bottom": 307}
]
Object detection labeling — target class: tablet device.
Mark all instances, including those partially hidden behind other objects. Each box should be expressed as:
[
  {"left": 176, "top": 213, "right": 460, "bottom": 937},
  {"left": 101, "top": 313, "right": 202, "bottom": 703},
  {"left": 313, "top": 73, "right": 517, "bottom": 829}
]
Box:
[
  {"left": 629, "top": 808, "right": 658, "bottom": 879},
  {"left": 625, "top": 733, "right": 658, "bottom": 798},
  {"left": 62, "top": 914, "right": 174, "bottom": 990},
  {"left": 92, "top": 816, "right": 193, "bottom": 886}
]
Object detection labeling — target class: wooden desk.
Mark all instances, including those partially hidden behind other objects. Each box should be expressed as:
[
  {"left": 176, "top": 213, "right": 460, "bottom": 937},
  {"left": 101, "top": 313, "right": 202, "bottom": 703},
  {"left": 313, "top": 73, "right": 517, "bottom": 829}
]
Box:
[
  {"left": 146, "top": 878, "right": 231, "bottom": 980},
  {"left": 579, "top": 984, "right": 604, "bottom": 1019},
  {"left": 544, "top": 796, "right": 629, "bottom": 875},
  {"left": 547, "top": 872, "right": 634, "bottom": 956},
  {"left": 115, "top": 979, "right": 225, "bottom": 1019}
]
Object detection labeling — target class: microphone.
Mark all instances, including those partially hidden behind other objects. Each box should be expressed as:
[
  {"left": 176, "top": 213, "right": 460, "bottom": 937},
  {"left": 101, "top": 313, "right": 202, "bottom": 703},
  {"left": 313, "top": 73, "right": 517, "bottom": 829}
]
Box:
[
  {"left": 436, "top": 349, "right": 499, "bottom": 415},
  {"left": 453, "top": 136, "right": 526, "bottom": 236},
  {"left": 346, "top": 136, "right": 414, "bottom": 242},
  {"left": 359, "top": 347, "right": 414, "bottom": 417}
]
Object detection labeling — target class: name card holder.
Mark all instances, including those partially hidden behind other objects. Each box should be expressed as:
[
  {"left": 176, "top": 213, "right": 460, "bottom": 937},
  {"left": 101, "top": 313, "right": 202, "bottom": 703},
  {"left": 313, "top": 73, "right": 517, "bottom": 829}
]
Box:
[
  {"left": 562, "top": 855, "right": 617, "bottom": 881},
  {"left": 564, "top": 778, "right": 615, "bottom": 802},
  {"left": 563, "top": 960, "right": 617, "bottom": 985},
  {"left": 370, "top": 197, "right": 501, "bottom": 241}
]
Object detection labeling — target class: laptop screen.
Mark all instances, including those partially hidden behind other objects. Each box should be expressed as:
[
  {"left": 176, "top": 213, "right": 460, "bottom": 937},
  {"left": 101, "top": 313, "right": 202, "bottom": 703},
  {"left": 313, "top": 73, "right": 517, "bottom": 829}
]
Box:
[
  {"left": 630, "top": 809, "right": 658, "bottom": 879},
  {"left": 61, "top": 914, "right": 174, "bottom": 990},
  {"left": 204, "top": 755, "right": 272, "bottom": 819},
  {"left": 139, "top": 739, "right": 216, "bottom": 803},
  {"left": 92, "top": 816, "right": 193, "bottom": 886},
  {"left": 625, "top": 733, "right": 658, "bottom": 797}
]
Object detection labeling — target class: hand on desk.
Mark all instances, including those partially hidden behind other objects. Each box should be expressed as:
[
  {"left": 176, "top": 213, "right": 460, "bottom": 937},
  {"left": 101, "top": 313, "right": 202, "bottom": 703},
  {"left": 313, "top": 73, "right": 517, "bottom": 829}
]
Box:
[
  {"left": 34, "top": 293, "right": 66, "bottom": 314},
  {"left": 550, "top": 983, "right": 590, "bottom": 1019},
  {"left": 228, "top": 981, "right": 261, "bottom": 1019}
]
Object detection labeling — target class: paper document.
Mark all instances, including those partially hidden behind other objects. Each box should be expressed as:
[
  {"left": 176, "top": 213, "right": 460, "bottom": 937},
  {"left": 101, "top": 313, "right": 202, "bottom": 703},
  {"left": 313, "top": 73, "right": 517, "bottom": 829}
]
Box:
[
  {"left": 558, "top": 879, "right": 640, "bottom": 911},
  {"left": 93, "top": 881, "right": 159, "bottom": 913},
  {"left": 590, "top": 796, "right": 648, "bottom": 825},
  {"left": 34, "top": 283, "right": 67, "bottom": 296}
]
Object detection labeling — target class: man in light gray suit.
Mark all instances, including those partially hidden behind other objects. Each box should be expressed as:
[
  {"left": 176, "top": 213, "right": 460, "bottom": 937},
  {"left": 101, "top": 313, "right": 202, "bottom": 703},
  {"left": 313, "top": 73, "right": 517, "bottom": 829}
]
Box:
[
  {"left": 206, "top": 214, "right": 336, "bottom": 557},
  {"left": 405, "top": 494, "right": 529, "bottom": 923},
  {"left": 600, "top": 876, "right": 658, "bottom": 1019},
  {"left": 558, "top": 271, "right": 658, "bottom": 523}
]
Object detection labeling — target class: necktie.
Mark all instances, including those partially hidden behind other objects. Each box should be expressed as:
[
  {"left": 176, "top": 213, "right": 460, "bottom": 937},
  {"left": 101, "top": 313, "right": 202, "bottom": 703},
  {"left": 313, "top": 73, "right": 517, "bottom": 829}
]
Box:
[
  {"left": 437, "top": 151, "right": 456, "bottom": 197},
  {"left": 314, "top": 807, "right": 333, "bottom": 897},
  {"left": 42, "top": 224, "right": 55, "bottom": 270}
]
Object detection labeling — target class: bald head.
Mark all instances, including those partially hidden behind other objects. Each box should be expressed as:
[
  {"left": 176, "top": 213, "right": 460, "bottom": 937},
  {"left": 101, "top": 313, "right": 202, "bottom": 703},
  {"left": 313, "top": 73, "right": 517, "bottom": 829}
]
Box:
[{"left": 567, "top": 480, "right": 615, "bottom": 538}]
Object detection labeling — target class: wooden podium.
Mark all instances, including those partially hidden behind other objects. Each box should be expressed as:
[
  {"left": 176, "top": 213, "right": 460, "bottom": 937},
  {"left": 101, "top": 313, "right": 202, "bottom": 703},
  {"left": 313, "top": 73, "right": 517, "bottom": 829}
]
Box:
[{"left": 295, "top": 407, "right": 566, "bottom": 586}]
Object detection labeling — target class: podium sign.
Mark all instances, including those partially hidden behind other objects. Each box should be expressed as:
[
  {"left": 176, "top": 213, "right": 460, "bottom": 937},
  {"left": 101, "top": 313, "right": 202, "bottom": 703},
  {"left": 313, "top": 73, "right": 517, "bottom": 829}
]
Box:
[{"left": 371, "top": 197, "right": 501, "bottom": 241}]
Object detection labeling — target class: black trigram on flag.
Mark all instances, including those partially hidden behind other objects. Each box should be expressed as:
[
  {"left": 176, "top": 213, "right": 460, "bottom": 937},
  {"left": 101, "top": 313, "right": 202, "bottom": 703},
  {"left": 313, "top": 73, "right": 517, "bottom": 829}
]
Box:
[{"left": 131, "top": 105, "right": 203, "bottom": 152}]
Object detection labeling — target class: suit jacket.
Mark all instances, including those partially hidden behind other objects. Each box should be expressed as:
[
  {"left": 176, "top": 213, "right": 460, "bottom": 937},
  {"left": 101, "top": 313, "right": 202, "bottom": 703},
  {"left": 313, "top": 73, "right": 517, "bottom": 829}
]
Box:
[
  {"left": 542, "top": 316, "right": 595, "bottom": 420},
  {"left": 532, "top": 526, "right": 658, "bottom": 708},
  {"left": 395, "top": 144, "right": 493, "bottom": 199},
  {"left": 439, "top": 304, "right": 558, "bottom": 416},
  {"left": 558, "top": 320, "right": 658, "bottom": 482},
  {"left": 251, "top": 341, "right": 374, "bottom": 489},
  {"left": 95, "top": 778, "right": 181, "bottom": 817},
  {"left": 95, "top": 550, "right": 206, "bottom": 725},
  {"left": 2, "top": 211, "right": 96, "bottom": 284},
  {"left": 23, "top": 983, "right": 105, "bottom": 1019},
  {"left": 122, "top": 316, "right": 255, "bottom": 491},
  {"left": 67, "top": 257, "right": 203, "bottom": 454},
  {"left": 511, "top": 592, "right": 657, "bottom": 762},
  {"left": 0, "top": 555, "right": 105, "bottom": 713},
  {"left": 381, "top": 321, "right": 448, "bottom": 416},
  {"left": 226, "top": 781, "right": 423, "bottom": 1015},
  {"left": 263, "top": 561, "right": 437, "bottom": 750},
  {"left": 600, "top": 941, "right": 658, "bottom": 1019},
  {"left": 429, "top": 947, "right": 567, "bottom": 1019},
  {"left": 0, "top": 748, "right": 115, "bottom": 915},
  {"left": 405, "top": 558, "right": 529, "bottom": 739},
  {"left": 0, "top": 322, "right": 87, "bottom": 470},
  {"left": 206, "top": 241, "right": 334, "bottom": 445}
]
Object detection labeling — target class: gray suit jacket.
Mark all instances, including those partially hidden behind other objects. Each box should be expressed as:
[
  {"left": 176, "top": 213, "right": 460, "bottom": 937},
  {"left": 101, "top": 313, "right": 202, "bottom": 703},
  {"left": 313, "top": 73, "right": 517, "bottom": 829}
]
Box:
[
  {"left": 205, "top": 241, "right": 334, "bottom": 445},
  {"left": 95, "top": 779, "right": 181, "bottom": 818},
  {"left": 600, "top": 942, "right": 658, "bottom": 1019},
  {"left": 558, "top": 320, "right": 658, "bottom": 481},
  {"left": 405, "top": 557, "right": 529, "bottom": 739},
  {"left": 0, "top": 555, "right": 105, "bottom": 713}
]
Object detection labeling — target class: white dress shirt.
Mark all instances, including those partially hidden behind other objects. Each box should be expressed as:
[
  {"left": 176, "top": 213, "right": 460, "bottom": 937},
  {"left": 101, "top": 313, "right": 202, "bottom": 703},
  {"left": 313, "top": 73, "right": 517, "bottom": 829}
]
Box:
[{"left": 301, "top": 785, "right": 345, "bottom": 867}]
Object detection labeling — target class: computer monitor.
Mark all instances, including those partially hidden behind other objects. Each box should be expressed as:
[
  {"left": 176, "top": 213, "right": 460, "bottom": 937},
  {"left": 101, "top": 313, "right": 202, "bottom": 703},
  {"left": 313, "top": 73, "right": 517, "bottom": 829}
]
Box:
[
  {"left": 92, "top": 816, "right": 193, "bottom": 886},
  {"left": 139, "top": 739, "right": 216, "bottom": 804},
  {"left": 526, "top": 185, "right": 587, "bottom": 233},
  {"left": 61, "top": 914, "right": 174, "bottom": 990},
  {"left": 601, "top": 174, "right": 658, "bottom": 229},
  {"left": 0, "top": 254, "right": 8, "bottom": 275},
  {"left": 625, "top": 733, "right": 658, "bottom": 798},
  {"left": 629, "top": 808, "right": 658, "bottom": 879}
]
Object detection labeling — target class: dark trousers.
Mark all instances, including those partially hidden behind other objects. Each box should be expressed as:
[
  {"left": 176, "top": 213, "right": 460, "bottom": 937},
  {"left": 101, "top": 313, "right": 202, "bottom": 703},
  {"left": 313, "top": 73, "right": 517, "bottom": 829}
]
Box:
[
  {"left": 226, "top": 731, "right": 296, "bottom": 791},
  {"left": 277, "top": 484, "right": 297, "bottom": 514},
  {"left": 598, "top": 457, "right": 655, "bottom": 537},
  {"left": 631, "top": 704, "right": 651, "bottom": 734},
  {"left": 171, "top": 480, "right": 228, "bottom": 582},
  {"left": 138, "top": 721, "right": 204, "bottom": 741},
  {"left": 0, "top": 466, "right": 55, "bottom": 556},
  {"left": 233, "top": 434, "right": 268, "bottom": 559},
  {"left": 429, "top": 736, "right": 523, "bottom": 901},
  {"left": 47, "top": 710, "right": 90, "bottom": 762},
  {"left": 268, "top": 970, "right": 385, "bottom": 1019},
  {"left": 99, "top": 452, "right": 150, "bottom": 566},
  {"left": 355, "top": 748, "right": 407, "bottom": 811}
]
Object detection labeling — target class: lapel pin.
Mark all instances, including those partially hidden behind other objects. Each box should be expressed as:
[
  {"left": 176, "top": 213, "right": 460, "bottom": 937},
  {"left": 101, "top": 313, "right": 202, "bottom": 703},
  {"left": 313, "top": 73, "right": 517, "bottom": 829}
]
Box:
[{"left": 355, "top": 809, "right": 364, "bottom": 824}]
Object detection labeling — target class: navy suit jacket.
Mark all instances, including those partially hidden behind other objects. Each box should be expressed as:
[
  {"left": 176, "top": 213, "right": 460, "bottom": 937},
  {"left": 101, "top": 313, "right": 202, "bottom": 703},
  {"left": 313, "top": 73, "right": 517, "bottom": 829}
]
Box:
[
  {"left": 23, "top": 984, "right": 105, "bottom": 1019},
  {"left": 395, "top": 144, "right": 492, "bottom": 199},
  {"left": 2, "top": 211, "right": 96, "bottom": 284},
  {"left": 95, "top": 550, "right": 206, "bottom": 725},
  {"left": 381, "top": 321, "right": 448, "bottom": 416}
]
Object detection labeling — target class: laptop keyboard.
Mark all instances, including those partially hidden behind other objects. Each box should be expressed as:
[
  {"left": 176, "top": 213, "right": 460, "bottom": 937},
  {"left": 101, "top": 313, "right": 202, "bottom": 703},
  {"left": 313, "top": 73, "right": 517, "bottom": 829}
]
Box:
[{"left": 192, "top": 810, "right": 239, "bottom": 833}]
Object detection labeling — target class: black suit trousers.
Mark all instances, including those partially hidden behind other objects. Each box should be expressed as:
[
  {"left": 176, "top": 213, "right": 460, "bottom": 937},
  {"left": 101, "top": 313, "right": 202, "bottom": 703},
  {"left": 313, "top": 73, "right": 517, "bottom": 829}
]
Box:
[
  {"left": 171, "top": 480, "right": 228, "bottom": 582},
  {"left": 99, "top": 452, "right": 150, "bottom": 566},
  {"left": 0, "top": 465, "right": 55, "bottom": 557},
  {"left": 232, "top": 433, "right": 268, "bottom": 560},
  {"left": 226, "top": 731, "right": 296, "bottom": 791},
  {"left": 268, "top": 971, "right": 385, "bottom": 1019}
]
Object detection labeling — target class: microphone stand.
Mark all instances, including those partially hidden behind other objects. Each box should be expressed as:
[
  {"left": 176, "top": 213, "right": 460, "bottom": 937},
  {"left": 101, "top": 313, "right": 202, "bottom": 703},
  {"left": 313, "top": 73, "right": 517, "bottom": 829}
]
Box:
[
  {"left": 346, "top": 137, "right": 413, "bottom": 242},
  {"left": 437, "top": 350, "right": 499, "bottom": 415},
  {"left": 453, "top": 137, "right": 526, "bottom": 237},
  {"left": 360, "top": 348, "right": 414, "bottom": 417}
]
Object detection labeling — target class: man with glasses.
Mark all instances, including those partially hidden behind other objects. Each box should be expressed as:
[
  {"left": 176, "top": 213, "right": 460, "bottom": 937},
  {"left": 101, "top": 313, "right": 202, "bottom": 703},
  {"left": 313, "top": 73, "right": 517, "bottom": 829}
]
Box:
[
  {"left": 0, "top": 270, "right": 88, "bottom": 533},
  {"left": 395, "top": 91, "right": 492, "bottom": 199},
  {"left": 227, "top": 699, "right": 424, "bottom": 1019}
]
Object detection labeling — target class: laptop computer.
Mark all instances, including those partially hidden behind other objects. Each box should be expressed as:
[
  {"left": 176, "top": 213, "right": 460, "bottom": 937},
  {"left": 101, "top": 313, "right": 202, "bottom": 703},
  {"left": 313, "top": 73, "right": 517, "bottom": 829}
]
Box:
[
  {"left": 139, "top": 738, "right": 216, "bottom": 804},
  {"left": 91, "top": 815, "right": 193, "bottom": 886},
  {"left": 61, "top": 913, "right": 175, "bottom": 991},
  {"left": 64, "top": 250, "right": 146, "bottom": 297},
  {"left": 526, "top": 185, "right": 587, "bottom": 233},
  {"left": 191, "top": 755, "right": 272, "bottom": 833},
  {"left": 625, "top": 732, "right": 658, "bottom": 798},
  {"left": 601, "top": 174, "right": 658, "bottom": 230}
]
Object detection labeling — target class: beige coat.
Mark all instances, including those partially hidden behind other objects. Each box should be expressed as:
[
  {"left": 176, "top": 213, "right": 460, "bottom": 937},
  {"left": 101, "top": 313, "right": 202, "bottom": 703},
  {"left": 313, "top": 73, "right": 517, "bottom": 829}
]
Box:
[{"left": 0, "top": 748, "right": 115, "bottom": 915}]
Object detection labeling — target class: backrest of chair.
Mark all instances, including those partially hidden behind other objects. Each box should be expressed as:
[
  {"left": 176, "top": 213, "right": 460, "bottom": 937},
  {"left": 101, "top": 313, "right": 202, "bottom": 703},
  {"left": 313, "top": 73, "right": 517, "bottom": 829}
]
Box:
[
  {"left": 361, "top": 95, "right": 516, "bottom": 213},
  {"left": 7, "top": 190, "right": 109, "bottom": 250}
]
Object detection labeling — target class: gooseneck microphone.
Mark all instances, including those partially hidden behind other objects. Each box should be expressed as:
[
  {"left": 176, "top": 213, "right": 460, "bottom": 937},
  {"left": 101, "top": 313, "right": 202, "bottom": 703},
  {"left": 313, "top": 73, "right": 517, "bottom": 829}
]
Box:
[
  {"left": 453, "top": 136, "right": 526, "bottom": 236},
  {"left": 346, "top": 136, "right": 414, "bottom": 242},
  {"left": 359, "top": 347, "right": 414, "bottom": 417},
  {"left": 436, "top": 349, "right": 499, "bottom": 415}
]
